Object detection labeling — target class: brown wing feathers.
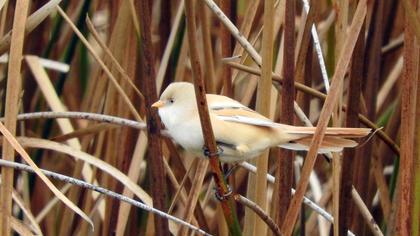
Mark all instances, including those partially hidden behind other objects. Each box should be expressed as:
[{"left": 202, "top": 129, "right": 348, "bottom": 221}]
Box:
[
  {"left": 283, "top": 125, "right": 371, "bottom": 138},
  {"left": 282, "top": 126, "right": 370, "bottom": 152}
]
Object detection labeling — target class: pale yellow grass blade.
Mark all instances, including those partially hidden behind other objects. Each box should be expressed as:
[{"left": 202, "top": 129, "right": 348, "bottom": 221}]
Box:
[
  {"left": 0, "top": 122, "right": 94, "bottom": 229},
  {"left": 0, "top": 177, "right": 43, "bottom": 235},
  {"left": 8, "top": 214, "right": 37, "bottom": 236},
  {"left": 85, "top": 16, "right": 144, "bottom": 101},
  {"left": 56, "top": 5, "right": 142, "bottom": 122},
  {"left": 25, "top": 56, "right": 80, "bottom": 148},
  {"left": 115, "top": 132, "right": 148, "bottom": 235},
  {"left": 156, "top": 0, "right": 185, "bottom": 92},
  {"left": 25, "top": 55, "right": 105, "bottom": 218},
  {"left": 14, "top": 137, "right": 153, "bottom": 206},
  {"left": 35, "top": 184, "right": 72, "bottom": 223},
  {"left": 179, "top": 160, "right": 208, "bottom": 235},
  {"left": 0, "top": 1, "right": 7, "bottom": 13},
  {"left": 0, "top": 0, "right": 63, "bottom": 54},
  {"left": 11, "top": 189, "right": 43, "bottom": 235}
]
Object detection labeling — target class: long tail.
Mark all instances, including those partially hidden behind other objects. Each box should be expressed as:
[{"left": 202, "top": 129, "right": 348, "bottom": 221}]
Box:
[{"left": 278, "top": 126, "right": 371, "bottom": 153}]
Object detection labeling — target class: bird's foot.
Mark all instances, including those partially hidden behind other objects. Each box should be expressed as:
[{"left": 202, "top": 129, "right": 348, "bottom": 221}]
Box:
[
  {"left": 202, "top": 145, "right": 224, "bottom": 158},
  {"left": 214, "top": 185, "right": 233, "bottom": 201}
]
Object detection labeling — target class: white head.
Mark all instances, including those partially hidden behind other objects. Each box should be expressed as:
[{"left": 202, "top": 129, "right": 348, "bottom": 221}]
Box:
[{"left": 152, "top": 82, "right": 197, "bottom": 127}]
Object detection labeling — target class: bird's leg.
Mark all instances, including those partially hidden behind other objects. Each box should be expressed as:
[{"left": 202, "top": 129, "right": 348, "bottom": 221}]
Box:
[
  {"left": 202, "top": 145, "right": 224, "bottom": 158},
  {"left": 214, "top": 184, "right": 233, "bottom": 201},
  {"left": 202, "top": 145, "right": 235, "bottom": 200}
]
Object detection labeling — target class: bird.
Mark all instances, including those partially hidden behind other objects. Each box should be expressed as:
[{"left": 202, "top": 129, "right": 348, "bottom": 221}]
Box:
[{"left": 152, "top": 82, "right": 371, "bottom": 163}]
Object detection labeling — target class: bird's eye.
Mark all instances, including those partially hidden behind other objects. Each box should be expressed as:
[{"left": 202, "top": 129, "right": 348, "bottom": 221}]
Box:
[{"left": 169, "top": 98, "right": 174, "bottom": 103}]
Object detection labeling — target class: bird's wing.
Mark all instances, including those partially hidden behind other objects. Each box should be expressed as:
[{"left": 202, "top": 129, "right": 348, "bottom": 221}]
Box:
[
  {"left": 206, "top": 94, "right": 279, "bottom": 127},
  {"left": 216, "top": 115, "right": 280, "bottom": 127},
  {"left": 206, "top": 94, "right": 249, "bottom": 110},
  {"left": 279, "top": 125, "right": 371, "bottom": 137}
]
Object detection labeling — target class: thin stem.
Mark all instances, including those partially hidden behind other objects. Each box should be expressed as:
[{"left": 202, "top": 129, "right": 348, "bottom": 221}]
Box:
[
  {"left": 184, "top": 1, "right": 242, "bottom": 235},
  {"left": 0, "top": 160, "right": 211, "bottom": 236},
  {"left": 234, "top": 194, "right": 281, "bottom": 236}
]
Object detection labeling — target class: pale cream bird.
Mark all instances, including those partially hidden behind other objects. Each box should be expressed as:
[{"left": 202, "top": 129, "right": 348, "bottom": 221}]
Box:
[{"left": 152, "top": 82, "right": 371, "bottom": 163}]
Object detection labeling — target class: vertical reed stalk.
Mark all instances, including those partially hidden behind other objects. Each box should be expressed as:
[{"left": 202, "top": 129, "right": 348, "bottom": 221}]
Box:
[
  {"left": 254, "top": 0, "right": 275, "bottom": 235},
  {"left": 414, "top": 51, "right": 420, "bottom": 236},
  {"left": 198, "top": 1, "right": 216, "bottom": 93},
  {"left": 220, "top": 0, "right": 233, "bottom": 96},
  {"left": 273, "top": 0, "right": 295, "bottom": 228},
  {"left": 396, "top": 0, "right": 419, "bottom": 233},
  {"left": 339, "top": 22, "right": 365, "bottom": 236},
  {"left": 352, "top": 1, "right": 384, "bottom": 233},
  {"left": 184, "top": 1, "right": 242, "bottom": 235},
  {"left": 332, "top": 1, "right": 348, "bottom": 234},
  {"left": 407, "top": 2, "right": 420, "bottom": 236},
  {"left": 138, "top": 1, "right": 170, "bottom": 235},
  {"left": 0, "top": 1, "right": 29, "bottom": 235}
]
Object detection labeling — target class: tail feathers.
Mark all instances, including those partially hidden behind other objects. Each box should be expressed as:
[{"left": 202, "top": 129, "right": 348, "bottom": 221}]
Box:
[
  {"left": 279, "top": 136, "right": 358, "bottom": 153},
  {"left": 282, "top": 126, "right": 371, "bottom": 138}
]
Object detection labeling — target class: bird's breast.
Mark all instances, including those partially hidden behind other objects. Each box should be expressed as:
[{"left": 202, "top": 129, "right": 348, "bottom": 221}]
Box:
[{"left": 165, "top": 118, "right": 205, "bottom": 152}]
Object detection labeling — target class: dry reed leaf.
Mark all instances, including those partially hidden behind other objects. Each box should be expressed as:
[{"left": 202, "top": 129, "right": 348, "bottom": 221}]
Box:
[
  {"left": 0, "top": 0, "right": 63, "bottom": 54},
  {"left": 179, "top": 159, "right": 208, "bottom": 236},
  {"left": 13, "top": 137, "right": 152, "bottom": 206},
  {"left": 8, "top": 215, "right": 37, "bottom": 236},
  {"left": 401, "top": 0, "right": 420, "bottom": 40},
  {"left": 156, "top": 0, "right": 185, "bottom": 92},
  {"left": 0, "top": 123, "right": 94, "bottom": 230},
  {"left": 377, "top": 56, "right": 403, "bottom": 111},
  {"left": 0, "top": 171, "right": 40, "bottom": 231},
  {"left": 199, "top": 0, "right": 216, "bottom": 93},
  {"left": 166, "top": 157, "right": 190, "bottom": 213},
  {"left": 351, "top": 187, "right": 384, "bottom": 236},
  {"left": 85, "top": 16, "right": 144, "bottom": 101},
  {"left": 231, "top": 0, "right": 260, "bottom": 58},
  {"left": 0, "top": 54, "right": 69, "bottom": 72},
  {"left": 104, "top": 1, "right": 151, "bottom": 234},
  {"left": 25, "top": 55, "right": 106, "bottom": 218},
  {"left": 68, "top": 3, "right": 139, "bottom": 229},
  {"left": 11, "top": 189, "right": 43, "bottom": 235},
  {"left": 174, "top": 33, "right": 189, "bottom": 82},
  {"left": 35, "top": 184, "right": 72, "bottom": 223},
  {"left": 25, "top": 56, "right": 82, "bottom": 149},
  {"left": 51, "top": 123, "right": 118, "bottom": 142},
  {"left": 204, "top": 0, "right": 262, "bottom": 65},
  {"left": 294, "top": 2, "right": 317, "bottom": 82},
  {"left": 0, "top": 0, "right": 6, "bottom": 12},
  {"left": 305, "top": 180, "right": 332, "bottom": 235},
  {"left": 56, "top": 5, "right": 142, "bottom": 122},
  {"left": 127, "top": 0, "right": 140, "bottom": 36},
  {"left": 115, "top": 132, "right": 148, "bottom": 235}
]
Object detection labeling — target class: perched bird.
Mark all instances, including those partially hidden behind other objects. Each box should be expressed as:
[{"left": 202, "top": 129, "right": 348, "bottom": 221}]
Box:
[{"left": 152, "top": 82, "right": 371, "bottom": 163}]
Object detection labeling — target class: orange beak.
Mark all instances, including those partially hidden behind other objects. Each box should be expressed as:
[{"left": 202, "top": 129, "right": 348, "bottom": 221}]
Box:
[{"left": 151, "top": 100, "right": 165, "bottom": 108}]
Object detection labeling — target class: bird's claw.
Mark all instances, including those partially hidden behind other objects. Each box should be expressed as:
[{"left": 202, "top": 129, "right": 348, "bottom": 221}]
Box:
[
  {"left": 214, "top": 185, "right": 233, "bottom": 201},
  {"left": 203, "top": 145, "right": 224, "bottom": 158}
]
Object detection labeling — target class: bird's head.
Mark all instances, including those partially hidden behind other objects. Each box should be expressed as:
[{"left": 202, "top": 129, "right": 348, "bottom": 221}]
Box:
[{"left": 152, "top": 82, "right": 197, "bottom": 124}]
